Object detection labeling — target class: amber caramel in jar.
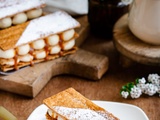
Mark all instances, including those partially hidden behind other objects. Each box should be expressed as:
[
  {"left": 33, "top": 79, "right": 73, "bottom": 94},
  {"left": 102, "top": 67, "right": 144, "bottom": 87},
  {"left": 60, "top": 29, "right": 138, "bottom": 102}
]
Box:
[{"left": 88, "top": 0, "right": 129, "bottom": 38}]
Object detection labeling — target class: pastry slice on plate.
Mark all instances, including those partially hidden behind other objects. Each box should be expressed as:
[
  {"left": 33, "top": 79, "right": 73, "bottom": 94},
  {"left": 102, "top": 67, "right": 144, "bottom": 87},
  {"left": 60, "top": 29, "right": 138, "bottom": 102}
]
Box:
[
  {"left": 43, "top": 88, "right": 119, "bottom": 120},
  {"left": 0, "top": 11, "right": 80, "bottom": 72},
  {"left": 0, "top": 0, "right": 46, "bottom": 29}
]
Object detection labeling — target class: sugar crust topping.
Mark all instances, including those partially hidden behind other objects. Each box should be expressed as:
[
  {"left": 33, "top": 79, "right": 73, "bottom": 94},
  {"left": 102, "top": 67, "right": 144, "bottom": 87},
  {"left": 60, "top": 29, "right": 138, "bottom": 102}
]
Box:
[
  {"left": 16, "top": 11, "right": 80, "bottom": 47},
  {"left": 0, "top": 0, "right": 45, "bottom": 19},
  {"left": 52, "top": 106, "right": 109, "bottom": 120}
]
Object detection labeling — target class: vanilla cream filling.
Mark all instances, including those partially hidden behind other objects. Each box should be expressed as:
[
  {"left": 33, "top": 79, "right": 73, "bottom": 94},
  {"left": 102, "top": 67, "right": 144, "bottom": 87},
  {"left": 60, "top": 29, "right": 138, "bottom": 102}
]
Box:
[
  {"left": 62, "top": 39, "right": 75, "bottom": 50},
  {"left": 48, "top": 109, "right": 65, "bottom": 120},
  {"left": 12, "top": 12, "right": 28, "bottom": 25},
  {"left": 46, "top": 34, "right": 59, "bottom": 46},
  {"left": 2, "top": 59, "right": 19, "bottom": 66},
  {"left": 48, "top": 109, "right": 57, "bottom": 118},
  {"left": 26, "top": 8, "right": 42, "bottom": 19},
  {"left": 0, "top": 0, "right": 45, "bottom": 20},
  {"left": 31, "top": 39, "right": 45, "bottom": 50},
  {"left": 61, "top": 29, "right": 75, "bottom": 41},
  {"left": 5, "top": 59, "right": 15, "bottom": 66},
  {"left": 16, "top": 44, "right": 30, "bottom": 55},
  {"left": 50, "top": 45, "right": 61, "bottom": 54},
  {"left": 34, "top": 50, "right": 46, "bottom": 59},
  {"left": 18, "top": 54, "right": 33, "bottom": 62},
  {"left": 0, "top": 17, "right": 12, "bottom": 29},
  {"left": 0, "top": 49, "right": 15, "bottom": 59},
  {"left": 0, "top": 9, "right": 43, "bottom": 28}
]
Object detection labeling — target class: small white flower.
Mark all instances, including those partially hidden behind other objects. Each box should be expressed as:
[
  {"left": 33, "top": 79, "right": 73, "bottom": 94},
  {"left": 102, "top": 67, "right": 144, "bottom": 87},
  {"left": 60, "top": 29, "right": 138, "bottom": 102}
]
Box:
[
  {"left": 148, "top": 73, "right": 160, "bottom": 85},
  {"left": 130, "top": 86, "right": 142, "bottom": 98},
  {"left": 121, "top": 91, "right": 129, "bottom": 99},
  {"left": 137, "top": 83, "right": 146, "bottom": 93},
  {"left": 138, "top": 77, "right": 146, "bottom": 84},
  {"left": 144, "top": 83, "right": 158, "bottom": 96},
  {"left": 120, "top": 73, "right": 160, "bottom": 99}
]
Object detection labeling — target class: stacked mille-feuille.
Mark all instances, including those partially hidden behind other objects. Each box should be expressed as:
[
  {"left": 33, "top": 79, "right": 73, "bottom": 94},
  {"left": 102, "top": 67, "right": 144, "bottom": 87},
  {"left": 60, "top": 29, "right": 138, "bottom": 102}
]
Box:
[
  {"left": 0, "top": 0, "right": 80, "bottom": 72},
  {"left": 43, "top": 88, "right": 119, "bottom": 120}
]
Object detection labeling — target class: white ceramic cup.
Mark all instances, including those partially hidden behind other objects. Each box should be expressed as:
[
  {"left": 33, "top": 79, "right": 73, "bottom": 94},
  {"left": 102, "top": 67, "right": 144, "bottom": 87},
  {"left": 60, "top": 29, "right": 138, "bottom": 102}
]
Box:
[{"left": 128, "top": 0, "right": 160, "bottom": 45}]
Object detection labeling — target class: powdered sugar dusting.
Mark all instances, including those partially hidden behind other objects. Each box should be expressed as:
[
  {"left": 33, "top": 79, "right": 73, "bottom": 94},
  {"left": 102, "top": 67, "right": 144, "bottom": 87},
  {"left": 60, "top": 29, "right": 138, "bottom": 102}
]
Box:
[
  {"left": 0, "top": 0, "right": 45, "bottom": 19},
  {"left": 97, "top": 111, "right": 116, "bottom": 120},
  {"left": 52, "top": 106, "right": 108, "bottom": 120},
  {"left": 16, "top": 11, "right": 80, "bottom": 47}
]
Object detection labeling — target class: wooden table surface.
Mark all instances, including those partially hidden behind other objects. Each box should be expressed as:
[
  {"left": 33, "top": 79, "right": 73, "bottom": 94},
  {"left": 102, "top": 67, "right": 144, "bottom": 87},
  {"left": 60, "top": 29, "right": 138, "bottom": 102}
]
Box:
[{"left": 0, "top": 28, "right": 160, "bottom": 120}]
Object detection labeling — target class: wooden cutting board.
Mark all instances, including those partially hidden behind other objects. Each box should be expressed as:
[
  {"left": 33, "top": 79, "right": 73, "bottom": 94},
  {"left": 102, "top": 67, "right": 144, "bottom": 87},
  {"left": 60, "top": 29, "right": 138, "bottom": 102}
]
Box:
[{"left": 0, "top": 16, "right": 109, "bottom": 97}]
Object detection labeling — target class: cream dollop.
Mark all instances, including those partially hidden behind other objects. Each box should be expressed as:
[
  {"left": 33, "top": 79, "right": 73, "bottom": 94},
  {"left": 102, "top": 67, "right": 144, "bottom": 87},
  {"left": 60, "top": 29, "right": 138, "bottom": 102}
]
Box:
[
  {"left": 46, "top": 34, "right": 59, "bottom": 46},
  {"left": 16, "top": 44, "right": 30, "bottom": 55},
  {"left": 26, "top": 8, "right": 42, "bottom": 19},
  {"left": 0, "top": 17, "right": 12, "bottom": 29},
  {"left": 31, "top": 39, "right": 45, "bottom": 50},
  {"left": 48, "top": 109, "right": 57, "bottom": 118},
  {"left": 18, "top": 54, "right": 33, "bottom": 62},
  {"left": 61, "top": 29, "right": 75, "bottom": 41},
  {"left": 50, "top": 45, "right": 61, "bottom": 54},
  {"left": 12, "top": 12, "right": 28, "bottom": 25},
  {"left": 2, "top": 58, "right": 19, "bottom": 66},
  {"left": 35, "top": 50, "right": 46, "bottom": 59},
  {"left": 63, "top": 39, "right": 75, "bottom": 50},
  {"left": 0, "top": 49, "right": 15, "bottom": 59}
]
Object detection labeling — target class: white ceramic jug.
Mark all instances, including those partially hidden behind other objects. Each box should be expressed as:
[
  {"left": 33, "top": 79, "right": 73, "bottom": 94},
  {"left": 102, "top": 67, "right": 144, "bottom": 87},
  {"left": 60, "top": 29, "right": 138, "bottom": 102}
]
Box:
[{"left": 128, "top": 0, "right": 160, "bottom": 45}]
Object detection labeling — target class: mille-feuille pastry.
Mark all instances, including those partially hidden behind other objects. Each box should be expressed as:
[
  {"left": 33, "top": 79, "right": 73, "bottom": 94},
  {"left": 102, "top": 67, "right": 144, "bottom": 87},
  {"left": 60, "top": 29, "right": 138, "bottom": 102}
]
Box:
[
  {"left": 0, "top": 11, "right": 80, "bottom": 72},
  {"left": 43, "top": 88, "right": 119, "bottom": 120},
  {"left": 0, "top": 0, "right": 46, "bottom": 29}
]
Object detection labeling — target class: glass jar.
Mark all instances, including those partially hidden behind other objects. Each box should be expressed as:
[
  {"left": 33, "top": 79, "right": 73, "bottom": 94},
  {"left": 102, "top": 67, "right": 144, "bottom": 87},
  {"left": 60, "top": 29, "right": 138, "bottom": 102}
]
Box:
[
  {"left": 128, "top": 0, "right": 160, "bottom": 45},
  {"left": 88, "top": 0, "right": 130, "bottom": 38}
]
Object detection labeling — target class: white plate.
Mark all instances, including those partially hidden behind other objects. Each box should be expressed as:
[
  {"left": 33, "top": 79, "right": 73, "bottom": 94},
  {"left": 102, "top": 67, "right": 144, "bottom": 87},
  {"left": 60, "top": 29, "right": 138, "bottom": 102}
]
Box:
[{"left": 27, "top": 100, "right": 149, "bottom": 120}]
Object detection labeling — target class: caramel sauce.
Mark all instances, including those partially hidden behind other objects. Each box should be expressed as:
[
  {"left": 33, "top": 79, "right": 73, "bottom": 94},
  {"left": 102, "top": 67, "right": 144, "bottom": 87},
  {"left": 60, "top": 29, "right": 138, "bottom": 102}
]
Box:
[
  {"left": 29, "top": 47, "right": 34, "bottom": 56},
  {"left": 13, "top": 54, "right": 18, "bottom": 70},
  {"left": 29, "top": 47, "right": 34, "bottom": 66},
  {"left": 44, "top": 44, "right": 50, "bottom": 60},
  {"left": 59, "top": 33, "right": 64, "bottom": 49},
  {"left": 59, "top": 39, "right": 63, "bottom": 49},
  {"left": 30, "top": 60, "right": 34, "bottom": 66},
  {"left": 58, "top": 39, "right": 64, "bottom": 56}
]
